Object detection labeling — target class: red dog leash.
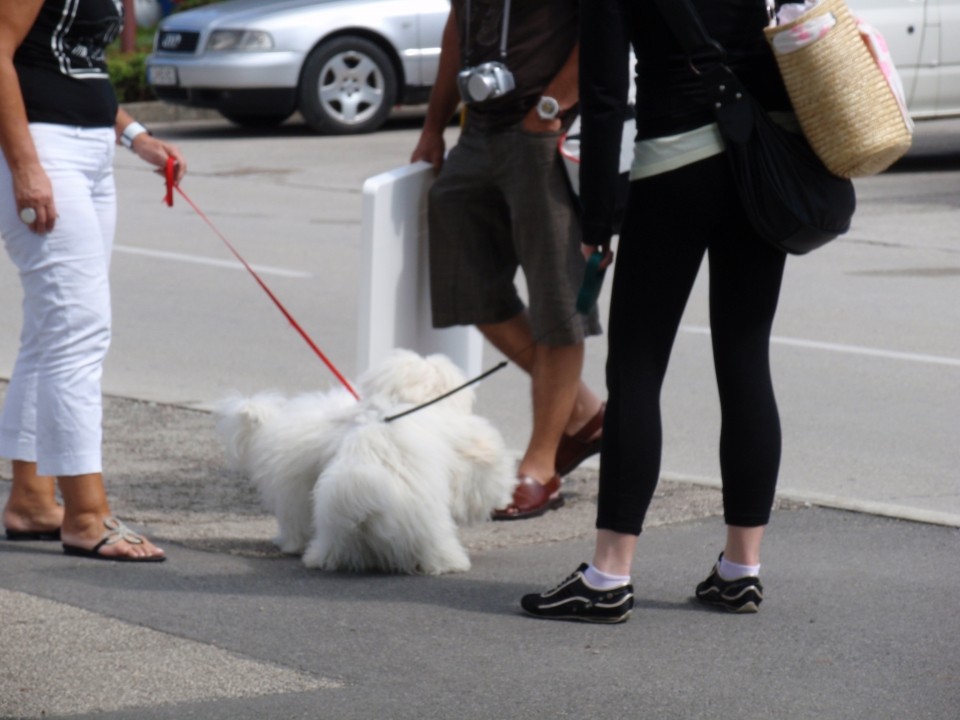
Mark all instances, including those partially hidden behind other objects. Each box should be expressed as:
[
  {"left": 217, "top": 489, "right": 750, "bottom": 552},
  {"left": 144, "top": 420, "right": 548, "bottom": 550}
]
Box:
[{"left": 163, "top": 158, "right": 360, "bottom": 401}]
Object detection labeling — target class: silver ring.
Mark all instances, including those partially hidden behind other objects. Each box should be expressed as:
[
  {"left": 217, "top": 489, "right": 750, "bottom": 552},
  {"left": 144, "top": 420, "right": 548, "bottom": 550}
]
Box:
[{"left": 19, "top": 207, "right": 37, "bottom": 224}]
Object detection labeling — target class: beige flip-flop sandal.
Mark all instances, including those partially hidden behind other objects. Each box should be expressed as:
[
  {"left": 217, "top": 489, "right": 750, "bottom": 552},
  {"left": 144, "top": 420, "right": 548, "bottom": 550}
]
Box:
[{"left": 62, "top": 517, "right": 166, "bottom": 563}]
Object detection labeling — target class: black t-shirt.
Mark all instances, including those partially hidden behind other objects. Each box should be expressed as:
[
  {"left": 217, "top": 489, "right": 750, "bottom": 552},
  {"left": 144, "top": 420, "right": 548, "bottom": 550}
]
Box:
[
  {"left": 453, "top": 0, "right": 579, "bottom": 132},
  {"left": 15, "top": 0, "right": 122, "bottom": 127}
]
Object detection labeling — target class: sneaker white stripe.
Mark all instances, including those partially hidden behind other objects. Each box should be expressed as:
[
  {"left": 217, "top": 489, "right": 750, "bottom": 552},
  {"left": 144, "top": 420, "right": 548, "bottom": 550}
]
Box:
[
  {"left": 538, "top": 592, "right": 633, "bottom": 612},
  {"left": 721, "top": 586, "right": 763, "bottom": 602}
]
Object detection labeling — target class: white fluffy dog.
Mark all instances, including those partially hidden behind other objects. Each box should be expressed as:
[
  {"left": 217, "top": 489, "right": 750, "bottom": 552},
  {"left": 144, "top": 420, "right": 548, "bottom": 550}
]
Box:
[{"left": 215, "top": 349, "right": 514, "bottom": 575}]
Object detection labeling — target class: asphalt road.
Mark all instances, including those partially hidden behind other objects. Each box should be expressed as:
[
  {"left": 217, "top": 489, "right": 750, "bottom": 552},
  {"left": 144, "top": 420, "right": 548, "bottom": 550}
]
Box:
[
  {"left": 2, "top": 112, "right": 956, "bottom": 524},
  {"left": 0, "top": 110, "right": 958, "bottom": 720}
]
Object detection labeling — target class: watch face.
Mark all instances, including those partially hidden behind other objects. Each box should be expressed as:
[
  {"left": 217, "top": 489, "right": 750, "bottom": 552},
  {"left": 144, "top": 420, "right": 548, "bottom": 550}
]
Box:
[{"left": 538, "top": 96, "right": 560, "bottom": 119}]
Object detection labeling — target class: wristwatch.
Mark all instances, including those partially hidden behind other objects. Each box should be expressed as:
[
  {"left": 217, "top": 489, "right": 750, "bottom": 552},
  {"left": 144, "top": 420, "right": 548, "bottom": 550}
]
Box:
[{"left": 536, "top": 96, "right": 561, "bottom": 121}]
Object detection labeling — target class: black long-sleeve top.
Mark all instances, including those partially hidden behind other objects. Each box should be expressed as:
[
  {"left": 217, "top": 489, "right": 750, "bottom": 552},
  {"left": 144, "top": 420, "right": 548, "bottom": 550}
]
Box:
[{"left": 578, "top": 0, "right": 792, "bottom": 247}]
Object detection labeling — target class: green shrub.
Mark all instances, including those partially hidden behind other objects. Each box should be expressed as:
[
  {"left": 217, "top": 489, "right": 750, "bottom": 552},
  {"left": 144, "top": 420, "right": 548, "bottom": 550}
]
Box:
[
  {"left": 108, "top": 53, "right": 152, "bottom": 103},
  {"left": 106, "top": 21, "right": 153, "bottom": 102},
  {"left": 106, "top": 1, "right": 224, "bottom": 102}
]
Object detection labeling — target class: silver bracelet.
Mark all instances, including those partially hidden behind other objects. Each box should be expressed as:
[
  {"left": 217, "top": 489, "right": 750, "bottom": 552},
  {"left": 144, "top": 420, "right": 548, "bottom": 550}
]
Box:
[{"left": 120, "top": 121, "right": 150, "bottom": 150}]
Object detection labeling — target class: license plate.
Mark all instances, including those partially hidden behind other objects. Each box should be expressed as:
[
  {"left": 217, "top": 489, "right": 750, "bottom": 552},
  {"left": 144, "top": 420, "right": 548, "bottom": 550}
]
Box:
[{"left": 148, "top": 66, "right": 179, "bottom": 87}]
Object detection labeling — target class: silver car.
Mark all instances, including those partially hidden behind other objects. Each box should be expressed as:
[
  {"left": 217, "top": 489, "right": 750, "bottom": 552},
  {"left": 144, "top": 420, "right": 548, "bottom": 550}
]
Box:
[
  {"left": 146, "top": 0, "right": 958, "bottom": 135},
  {"left": 146, "top": 0, "right": 450, "bottom": 133}
]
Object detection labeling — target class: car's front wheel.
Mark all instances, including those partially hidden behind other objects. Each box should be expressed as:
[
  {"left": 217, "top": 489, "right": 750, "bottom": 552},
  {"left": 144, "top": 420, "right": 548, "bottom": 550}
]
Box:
[{"left": 298, "top": 36, "right": 397, "bottom": 135}]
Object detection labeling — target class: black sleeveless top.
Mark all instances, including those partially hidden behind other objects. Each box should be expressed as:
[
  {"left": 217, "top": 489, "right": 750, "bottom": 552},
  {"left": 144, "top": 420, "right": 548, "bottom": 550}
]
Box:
[{"left": 15, "top": 0, "right": 123, "bottom": 127}]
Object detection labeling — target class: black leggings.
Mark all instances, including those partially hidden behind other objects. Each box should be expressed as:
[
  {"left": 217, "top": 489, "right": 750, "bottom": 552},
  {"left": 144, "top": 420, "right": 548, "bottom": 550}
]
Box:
[{"left": 597, "top": 154, "right": 787, "bottom": 535}]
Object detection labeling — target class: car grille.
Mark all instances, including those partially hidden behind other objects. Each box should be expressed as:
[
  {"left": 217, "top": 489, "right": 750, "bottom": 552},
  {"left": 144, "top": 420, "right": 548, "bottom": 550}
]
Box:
[{"left": 156, "top": 31, "right": 200, "bottom": 53}]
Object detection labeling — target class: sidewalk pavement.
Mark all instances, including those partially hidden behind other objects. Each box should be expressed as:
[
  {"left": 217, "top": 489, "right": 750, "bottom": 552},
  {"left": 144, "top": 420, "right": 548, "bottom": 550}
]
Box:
[
  {"left": 1, "top": 388, "right": 958, "bottom": 720},
  {"left": 1, "top": 104, "right": 957, "bottom": 719}
]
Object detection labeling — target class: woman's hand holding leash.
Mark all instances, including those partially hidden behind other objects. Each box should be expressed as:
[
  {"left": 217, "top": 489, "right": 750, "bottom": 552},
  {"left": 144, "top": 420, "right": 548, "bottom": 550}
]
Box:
[
  {"left": 115, "top": 108, "right": 187, "bottom": 184},
  {"left": 132, "top": 133, "right": 187, "bottom": 185}
]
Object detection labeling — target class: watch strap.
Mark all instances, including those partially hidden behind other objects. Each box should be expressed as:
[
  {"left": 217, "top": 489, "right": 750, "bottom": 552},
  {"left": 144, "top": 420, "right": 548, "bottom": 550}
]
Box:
[{"left": 120, "top": 121, "right": 150, "bottom": 149}]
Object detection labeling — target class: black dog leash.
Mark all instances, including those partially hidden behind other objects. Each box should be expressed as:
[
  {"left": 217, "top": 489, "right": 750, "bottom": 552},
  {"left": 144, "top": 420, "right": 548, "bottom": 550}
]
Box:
[{"left": 383, "top": 360, "right": 509, "bottom": 423}]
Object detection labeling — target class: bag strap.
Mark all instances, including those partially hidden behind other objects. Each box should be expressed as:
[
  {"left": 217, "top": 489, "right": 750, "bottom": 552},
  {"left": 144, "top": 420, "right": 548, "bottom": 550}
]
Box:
[{"left": 650, "top": 0, "right": 762, "bottom": 145}]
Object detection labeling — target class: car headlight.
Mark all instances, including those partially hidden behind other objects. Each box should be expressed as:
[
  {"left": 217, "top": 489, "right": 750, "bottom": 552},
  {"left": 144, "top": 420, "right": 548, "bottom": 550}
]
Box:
[{"left": 206, "top": 30, "right": 274, "bottom": 52}]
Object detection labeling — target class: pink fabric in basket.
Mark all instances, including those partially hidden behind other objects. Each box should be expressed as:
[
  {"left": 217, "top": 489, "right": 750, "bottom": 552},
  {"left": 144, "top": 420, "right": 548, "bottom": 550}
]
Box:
[{"left": 857, "top": 19, "right": 914, "bottom": 130}]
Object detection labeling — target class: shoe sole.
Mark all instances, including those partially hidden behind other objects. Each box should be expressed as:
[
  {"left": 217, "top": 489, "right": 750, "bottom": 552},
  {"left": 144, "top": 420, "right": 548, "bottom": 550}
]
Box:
[
  {"left": 522, "top": 609, "right": 632, "bottom": 624},
  {"left": 63, "top": 544, "right": 167, "bottom": 563},
  {"left": 693, "top": 595, "right": 760, "bottom": 614},
  {"left": 492, "top": 495, "right": 565, "bottom": 521},
  {"left": 5, "top": 528, "right": 62, "bottom": 541}
]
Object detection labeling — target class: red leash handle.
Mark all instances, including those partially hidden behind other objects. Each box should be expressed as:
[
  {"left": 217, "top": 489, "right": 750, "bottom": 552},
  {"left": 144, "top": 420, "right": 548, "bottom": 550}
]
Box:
[
  {"left": 162, "top": 158, "right": 360, "bottom": 401},
  {"left": 164, "top": 157, "right": 176, "bottom": 207}
]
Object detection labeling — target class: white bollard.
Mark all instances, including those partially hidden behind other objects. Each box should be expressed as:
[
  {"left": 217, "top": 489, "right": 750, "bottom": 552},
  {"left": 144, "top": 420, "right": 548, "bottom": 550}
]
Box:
[{"left": 357, "top": 162, "right": 484, "bottom": 378}]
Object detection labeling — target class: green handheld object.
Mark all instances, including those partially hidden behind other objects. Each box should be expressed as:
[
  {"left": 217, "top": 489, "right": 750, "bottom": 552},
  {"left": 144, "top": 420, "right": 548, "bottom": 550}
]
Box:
[{"left": 576, "top": 251, "right": 606, "bottom": 314}]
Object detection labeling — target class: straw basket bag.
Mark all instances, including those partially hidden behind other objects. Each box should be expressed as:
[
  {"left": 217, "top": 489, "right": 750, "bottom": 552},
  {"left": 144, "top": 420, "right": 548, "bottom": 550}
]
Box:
[{"left": 763, "top": 0, "right": 913, "bottom": 178}]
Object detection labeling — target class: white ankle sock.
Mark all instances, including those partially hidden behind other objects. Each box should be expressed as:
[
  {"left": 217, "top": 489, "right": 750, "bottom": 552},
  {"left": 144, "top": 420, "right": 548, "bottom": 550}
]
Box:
[
  {"left": 718, "top": 556, "right": 761, "bottom": 580},
  {"left": 583, "top": 563, "right": 630, "bottom": 590}
]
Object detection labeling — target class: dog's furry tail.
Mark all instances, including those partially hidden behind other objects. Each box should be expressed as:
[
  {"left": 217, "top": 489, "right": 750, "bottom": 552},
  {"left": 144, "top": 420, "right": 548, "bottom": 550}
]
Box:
[
  {"left": 213, "top": 392, "right": 288, "bottom": 472},
  {"left": 307, "top": 458, "right": 466, "bottom": 575},
  {"left": 305, "top": 460, "right": 405, "bottom": 571}
]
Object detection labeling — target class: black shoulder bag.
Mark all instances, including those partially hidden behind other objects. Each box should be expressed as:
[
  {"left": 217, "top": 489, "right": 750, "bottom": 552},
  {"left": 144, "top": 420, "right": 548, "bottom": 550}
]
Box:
[{"left": 652, "top": 0, "right": 857, "bottom": 255}]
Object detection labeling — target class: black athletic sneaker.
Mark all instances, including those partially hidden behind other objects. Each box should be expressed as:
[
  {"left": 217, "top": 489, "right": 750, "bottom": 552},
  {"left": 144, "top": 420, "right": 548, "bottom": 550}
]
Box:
[
  {"left": 521, "top": 563, "right": 634, "bottom": 623},
  {"left": 694, "top": 556, "right": 763, "bottom": 613}
]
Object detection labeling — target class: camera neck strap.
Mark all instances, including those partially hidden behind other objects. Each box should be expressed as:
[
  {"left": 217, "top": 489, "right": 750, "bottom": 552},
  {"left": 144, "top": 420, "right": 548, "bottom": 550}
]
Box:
[{"left": 463, "top": 0, "right": 512, "bottom": 63}]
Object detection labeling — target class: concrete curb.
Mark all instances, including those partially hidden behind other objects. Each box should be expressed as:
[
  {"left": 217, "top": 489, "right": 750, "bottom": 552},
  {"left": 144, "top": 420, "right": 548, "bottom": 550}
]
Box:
[
  {"left": 121, "top": 100, "right": 428, "bottom": 126},
  {"left": 664, "top": 471, "right": 960, "bottom": 529}
]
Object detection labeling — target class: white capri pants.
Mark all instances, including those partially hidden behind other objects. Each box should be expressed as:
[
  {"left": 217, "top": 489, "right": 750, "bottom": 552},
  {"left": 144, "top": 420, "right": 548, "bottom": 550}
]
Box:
[{"left": 0, "top": 124, "right": 117, "bottom": 477}]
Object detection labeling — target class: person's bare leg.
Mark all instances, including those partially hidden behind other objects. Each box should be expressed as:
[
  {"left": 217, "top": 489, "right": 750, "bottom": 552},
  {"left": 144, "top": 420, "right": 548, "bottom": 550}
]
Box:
[
  {"left": 521, "top": 341, "right": 584, "bottom": 479},
  {"left": 479, "top": 313, "right": 602, "bottom": 442},
  {"left": 479, "top": 315, "right": 598, "bottom": 481},
  {"left": 722, "top": 525, "right": 764, "bottom": 566},
  {"left": 58, "top": 473, "right": 164, "bottom": 560},
  {"left": 3, "top": 461, "right": 63, "bottom": 534},
  {"left": 591, "top": 528, "right": 638, "bottom": 577}
]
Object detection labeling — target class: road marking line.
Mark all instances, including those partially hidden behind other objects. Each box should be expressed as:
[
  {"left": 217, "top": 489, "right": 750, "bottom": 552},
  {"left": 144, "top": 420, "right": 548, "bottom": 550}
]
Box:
[
  {"left": 113, "top": 245, "right": 313, "bottom": 279},
  {"left": 681, "top": 325, "right": 960, "bottom": 368}
]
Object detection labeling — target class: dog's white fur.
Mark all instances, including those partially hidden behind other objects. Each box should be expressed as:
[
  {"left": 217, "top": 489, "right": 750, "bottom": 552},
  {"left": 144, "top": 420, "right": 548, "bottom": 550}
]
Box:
[{"left": 215, "top": 350, "right": 514, "bottom": 574}]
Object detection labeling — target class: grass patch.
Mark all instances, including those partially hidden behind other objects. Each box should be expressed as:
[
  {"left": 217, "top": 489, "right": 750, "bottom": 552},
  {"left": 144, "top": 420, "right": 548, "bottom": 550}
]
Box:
[{"left": 108, "top": 1, "right": 224, "bottom": 102}]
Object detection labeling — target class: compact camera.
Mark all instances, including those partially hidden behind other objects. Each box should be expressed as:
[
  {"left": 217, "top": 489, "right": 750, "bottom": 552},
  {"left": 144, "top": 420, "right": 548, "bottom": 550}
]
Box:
[{"left": 457, "top": 62, "right": 516, "bottom": 103}]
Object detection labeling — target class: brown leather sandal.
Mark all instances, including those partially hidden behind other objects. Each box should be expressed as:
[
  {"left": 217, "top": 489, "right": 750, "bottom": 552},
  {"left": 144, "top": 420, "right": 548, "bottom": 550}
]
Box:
[
  {"left": 492, "top": 474, "right": 564, "bottom": 521},
  {"left": 555, "top": 402, "right": 605, "bottom": 476}
]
